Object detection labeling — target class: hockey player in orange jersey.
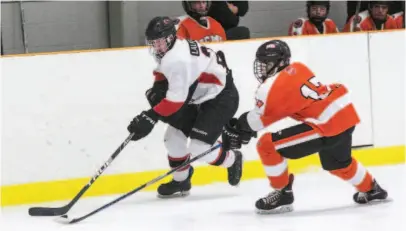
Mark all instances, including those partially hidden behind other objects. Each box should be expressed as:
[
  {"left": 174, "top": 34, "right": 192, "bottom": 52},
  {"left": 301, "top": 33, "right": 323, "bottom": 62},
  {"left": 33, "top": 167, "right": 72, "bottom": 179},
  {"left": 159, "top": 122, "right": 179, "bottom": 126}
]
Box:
[
  {"left": 343, "top": 1, "right": 398, "bottom": 32},
  {"left": 176, "top": 1, "right": 226, "bottom": 42},
  {"left": 288, "top": 1, "right": 339, "bottom": 36},
  {"left": 221, "top": 39, "right": 389, "bottom": 213}
]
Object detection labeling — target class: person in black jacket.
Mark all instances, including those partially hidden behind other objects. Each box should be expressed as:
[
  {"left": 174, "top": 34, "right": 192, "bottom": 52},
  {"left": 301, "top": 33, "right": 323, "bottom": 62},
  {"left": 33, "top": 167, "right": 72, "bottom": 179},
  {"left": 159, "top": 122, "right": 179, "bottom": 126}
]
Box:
[
  {"left": 208, "top": 1, "right": 250, "bottom": 40},
  {"left": 390, "top": 1, "right": 404, "bottom": 15}
]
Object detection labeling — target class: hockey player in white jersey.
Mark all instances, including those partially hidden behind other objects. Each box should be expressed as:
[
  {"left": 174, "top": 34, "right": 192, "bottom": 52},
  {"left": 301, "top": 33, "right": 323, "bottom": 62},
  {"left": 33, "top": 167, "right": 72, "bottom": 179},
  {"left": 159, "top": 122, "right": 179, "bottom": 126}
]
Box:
[{"left": 127, "top": 16, "right": 243, "bottom": 198}]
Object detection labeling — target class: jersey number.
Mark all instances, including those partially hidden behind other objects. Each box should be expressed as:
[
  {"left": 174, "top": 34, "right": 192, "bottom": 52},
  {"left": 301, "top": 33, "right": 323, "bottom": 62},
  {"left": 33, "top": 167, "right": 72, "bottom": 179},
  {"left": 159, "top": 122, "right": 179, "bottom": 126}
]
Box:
[
  {"left": 187, "top": 40, "right": 227, "bottom": 69},
  {"left": 300, "top": 76, "right": 331, "bottom": 100}
]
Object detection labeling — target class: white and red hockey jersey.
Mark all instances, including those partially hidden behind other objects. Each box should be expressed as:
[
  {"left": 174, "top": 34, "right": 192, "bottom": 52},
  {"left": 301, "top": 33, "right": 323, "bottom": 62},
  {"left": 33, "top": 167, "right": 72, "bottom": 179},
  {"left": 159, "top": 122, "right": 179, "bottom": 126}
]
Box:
[{"left": 152, "top": 37, "right": 229, "bottom": 117}]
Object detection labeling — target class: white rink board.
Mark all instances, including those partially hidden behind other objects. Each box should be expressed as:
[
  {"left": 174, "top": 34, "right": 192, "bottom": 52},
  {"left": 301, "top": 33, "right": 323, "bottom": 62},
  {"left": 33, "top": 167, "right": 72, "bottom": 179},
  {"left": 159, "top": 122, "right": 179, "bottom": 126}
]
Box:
[
  {"left": 368, "top": 31, "right": 406, "bottom": 147},
  {"left": 2, "top": 31, "right": 404, "bottom": 185}
]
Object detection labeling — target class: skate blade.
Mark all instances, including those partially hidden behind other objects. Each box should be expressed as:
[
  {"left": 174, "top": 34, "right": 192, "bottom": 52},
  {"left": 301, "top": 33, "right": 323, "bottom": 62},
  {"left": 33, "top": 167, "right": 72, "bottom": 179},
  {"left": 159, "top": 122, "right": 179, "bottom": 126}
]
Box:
[
  {"left": 256, "top": 204, "right": 294, "bottom": 215},
  {"left": 359, "top": 197, "right": 394, "bottom": 206},
  {"left": 157, "top": 191, "right": 190, "bottom": 199}
]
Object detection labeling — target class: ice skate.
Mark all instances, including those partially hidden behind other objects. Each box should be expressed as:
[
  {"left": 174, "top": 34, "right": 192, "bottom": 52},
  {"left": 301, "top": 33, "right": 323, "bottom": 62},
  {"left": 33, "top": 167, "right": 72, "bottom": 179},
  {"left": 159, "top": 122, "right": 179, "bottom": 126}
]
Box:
[
  {"left": 353, "top": 179, "right": 388, "bottom": 204},
  {"left": 157, "top": 167, "right": 194, "bottom": 198},
  {"left": 255, "top": 174, "right": 294, "bottom": 214},
  {"left": 227, "top": 150, "right": 243, "bottom": 186}
]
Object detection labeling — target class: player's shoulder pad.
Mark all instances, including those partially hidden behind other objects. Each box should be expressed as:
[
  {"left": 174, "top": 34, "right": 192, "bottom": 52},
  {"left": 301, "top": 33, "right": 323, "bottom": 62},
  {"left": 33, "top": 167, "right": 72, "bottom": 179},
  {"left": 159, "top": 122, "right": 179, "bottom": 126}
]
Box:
[
  {"left": 288, "top": 61, "right": 306, "bottom": 69},
  {"left": 177, "top": 15, "right": 189, "bottom": 24},
  {"left": 288, "top": 62, "right": 316, "bottom": 78},
  {"left": 324, "top": 18, "right": 337, "bottom": 25},
  {"left": 385, "top": 14, "right": 397, "bottom": 22},
  {"left": 356, "top": 10, "right": 369, "bottom": 23},
  {"left": 161, "top": 40, "right": 190, "bottom": 70},
  {"left": 175, "top": 15, "right": 189, "bottom": 30},
  {"left": 392, "top": 11, "right": 404, "bottom": 19}
]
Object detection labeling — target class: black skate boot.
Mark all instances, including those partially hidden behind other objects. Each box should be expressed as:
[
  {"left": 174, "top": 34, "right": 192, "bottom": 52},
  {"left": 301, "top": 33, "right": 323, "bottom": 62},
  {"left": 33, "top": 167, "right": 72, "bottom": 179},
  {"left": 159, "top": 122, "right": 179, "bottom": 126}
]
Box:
[
  {"left": 227, "top": 150, "right": 243, "bottom": 186},
  {"left": 353, "top": 179, "right": 388, "bottom": 204},
  {"left": 255, "top": 174, "right": 295, "bottom": 214},
  {"left": 157, "top": 166, "right": 194, "bottom": 198}
]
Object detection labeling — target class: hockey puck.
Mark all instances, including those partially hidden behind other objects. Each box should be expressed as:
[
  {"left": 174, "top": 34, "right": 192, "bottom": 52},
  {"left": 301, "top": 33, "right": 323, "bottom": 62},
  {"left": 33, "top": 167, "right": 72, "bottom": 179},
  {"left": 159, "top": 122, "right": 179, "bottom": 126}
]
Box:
[{"left": 54, "top": 214, "right": 71, "bottom": 224}]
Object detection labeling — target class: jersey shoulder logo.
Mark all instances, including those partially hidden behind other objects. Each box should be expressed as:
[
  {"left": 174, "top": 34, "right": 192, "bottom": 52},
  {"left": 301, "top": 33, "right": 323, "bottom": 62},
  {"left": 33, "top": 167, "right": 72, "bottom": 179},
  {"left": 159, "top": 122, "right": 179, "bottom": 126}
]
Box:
[
  {"left": 285, "top": 66, "right": 296, "bottom": 75},
  {"left": 354, "top": 15, "right": 362, "bottom": 24},
  {"left": 256, "top": 98, "right": 264, "bottom": 108},
  {"left": 293, "top": 19, "right": 304, "bottom": 28}
]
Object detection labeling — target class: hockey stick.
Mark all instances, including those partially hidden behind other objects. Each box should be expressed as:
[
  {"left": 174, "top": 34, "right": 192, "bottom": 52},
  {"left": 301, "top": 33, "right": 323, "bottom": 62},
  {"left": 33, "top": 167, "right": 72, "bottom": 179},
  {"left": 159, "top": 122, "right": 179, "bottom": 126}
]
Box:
[
  {"left": 351, "top": 1, "right": 362, "bottom": 32},
  {"left": 56, "top": 143, "right": 222, "bottom": 224},
  {"left": 28, "top": 133, "right": 135, "bottom": 216}
]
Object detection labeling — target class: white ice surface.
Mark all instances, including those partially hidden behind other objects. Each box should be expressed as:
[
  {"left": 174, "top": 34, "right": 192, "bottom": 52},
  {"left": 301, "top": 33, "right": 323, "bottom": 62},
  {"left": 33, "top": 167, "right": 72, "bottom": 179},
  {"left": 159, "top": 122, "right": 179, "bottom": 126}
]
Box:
[{"left": 1, "top": 164, "right": 405, "bottom": 231}]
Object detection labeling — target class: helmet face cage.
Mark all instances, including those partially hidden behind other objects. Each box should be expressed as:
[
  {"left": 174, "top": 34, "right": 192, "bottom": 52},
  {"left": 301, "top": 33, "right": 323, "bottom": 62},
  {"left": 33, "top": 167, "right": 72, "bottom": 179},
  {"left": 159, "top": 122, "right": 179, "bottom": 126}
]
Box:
[
  {"left": 145, "top": 16, "right": 177, "bottom": 61},
  {"left": 253, "top": 40, "right": 291, "bottom": 83},
  {"left": 146, "top": 34, "right": 175, "bottom": 60},
  {"left": 185, "top": 1, "right": 211, "bottom": 16},
  {"left": 253, "top": 58, "right": 277, "bottom": 83}
]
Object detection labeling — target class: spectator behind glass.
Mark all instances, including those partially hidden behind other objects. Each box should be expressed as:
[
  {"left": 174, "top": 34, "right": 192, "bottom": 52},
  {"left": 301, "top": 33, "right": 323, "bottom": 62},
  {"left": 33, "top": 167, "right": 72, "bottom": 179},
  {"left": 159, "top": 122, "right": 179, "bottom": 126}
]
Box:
[
  {"left": 288, "top": 1, "right": 339, "bottom": 36},
  {"left": 346, "top": 1, "right": 370, "bottom": 23},
  {"left": 343, "top": 1, "right": 398, "bottom": 32},
  {"left": 346, "top": 1, "right": 404, "bottom": 23},
  {"left": 391, "top": 1, "right": 404, "bottom": 28},
  {"left": 208, "top": 1, "right": 250, "bottom": 40},
  {"left": 176, "top": 1, "right": 226, "bottom": 42}
]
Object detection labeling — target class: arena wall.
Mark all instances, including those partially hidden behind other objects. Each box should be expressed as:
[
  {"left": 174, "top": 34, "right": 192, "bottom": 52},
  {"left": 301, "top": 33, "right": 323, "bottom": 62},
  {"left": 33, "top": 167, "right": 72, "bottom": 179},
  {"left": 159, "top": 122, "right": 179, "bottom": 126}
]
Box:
[{"left": 1, "top": 30, "right": 405, "bottom": 206}]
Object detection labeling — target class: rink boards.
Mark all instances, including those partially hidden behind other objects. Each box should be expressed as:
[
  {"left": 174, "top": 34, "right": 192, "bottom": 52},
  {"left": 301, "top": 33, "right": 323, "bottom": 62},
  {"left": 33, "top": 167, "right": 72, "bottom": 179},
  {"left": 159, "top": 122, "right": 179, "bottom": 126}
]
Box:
[{"left": 1, "top": 30, "right": 405, "bottom": 206}]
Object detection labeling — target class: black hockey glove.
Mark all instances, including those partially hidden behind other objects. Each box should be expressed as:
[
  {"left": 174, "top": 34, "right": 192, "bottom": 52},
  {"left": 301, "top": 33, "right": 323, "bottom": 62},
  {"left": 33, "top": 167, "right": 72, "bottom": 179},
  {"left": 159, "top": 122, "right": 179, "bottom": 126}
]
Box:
[
  {"left": 145, "top": 87, "right": 166, "bottom": 107},
  {"left": 236, "top": 112, "right": 258, "bottom": 145},
  {"left": 222, "top": 118, "right": 242, "bottom": 151},
  {"left": 127, "top": 109, "right": 159, "bottom": 141},
  {"left": 222, "top": 118, "right": 257, "bottom": 151},
  {"left": 145, "top": 80, "right": 168, "bottom": 107}
]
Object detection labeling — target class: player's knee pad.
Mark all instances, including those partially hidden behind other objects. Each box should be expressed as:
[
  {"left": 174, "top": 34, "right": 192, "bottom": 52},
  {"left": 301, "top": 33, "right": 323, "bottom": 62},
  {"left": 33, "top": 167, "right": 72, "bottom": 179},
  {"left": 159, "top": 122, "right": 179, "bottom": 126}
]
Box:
[
  {"left": 164, "top": 126, "right": 188, "bottom": 160},
  {"left": 188, "top": 139, "right": 223, "bottom": 164},
  {"left": 256, "top": 133, "right": 274, "bottom": 152},
  {"left": 257, "top": 133, "right": 285, "bottom": 165}
]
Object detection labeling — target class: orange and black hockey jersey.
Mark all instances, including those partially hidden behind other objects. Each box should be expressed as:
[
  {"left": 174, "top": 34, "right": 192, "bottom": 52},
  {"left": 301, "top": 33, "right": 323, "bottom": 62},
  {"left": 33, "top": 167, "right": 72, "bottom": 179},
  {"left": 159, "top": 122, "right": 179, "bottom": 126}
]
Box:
[
  {"left": 247, "top": 62, "right": 360, "bottom": 137},
  {"left": 176, "top": 15, "right": 226, "bottom": 42},
  {"left": 288, "top": 18, "right": 339, "bottom": 35},
  {"left": 343, "top": 10, "right": 398, "bottom": 32}
]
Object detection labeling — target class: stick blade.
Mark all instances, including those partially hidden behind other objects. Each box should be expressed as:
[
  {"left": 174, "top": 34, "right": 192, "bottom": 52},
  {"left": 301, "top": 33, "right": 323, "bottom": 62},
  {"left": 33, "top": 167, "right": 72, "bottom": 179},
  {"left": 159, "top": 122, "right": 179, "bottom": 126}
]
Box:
[{"left": 28, "top": 206, "right": 68, "bottom": 216}]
